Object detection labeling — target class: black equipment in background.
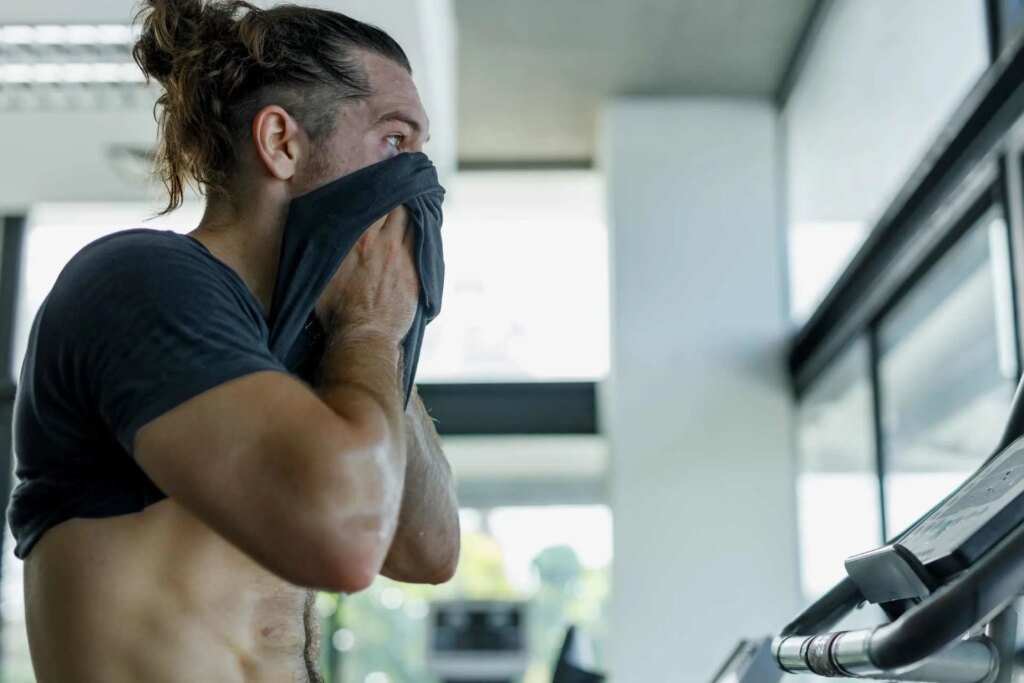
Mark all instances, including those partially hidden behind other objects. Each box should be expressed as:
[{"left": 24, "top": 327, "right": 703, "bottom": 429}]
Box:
[
  {"left": 425, "top": 600, "right": 529, "bottom": 683},
  {"left": 552, "top": 626, "right": 605, "bottom": 683},
  {"left": 709, "top": 638, "right": 780, "bottom": 683}
]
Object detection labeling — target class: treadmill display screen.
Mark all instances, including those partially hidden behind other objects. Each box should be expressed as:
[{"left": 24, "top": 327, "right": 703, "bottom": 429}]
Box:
[{"left": 901, "top": 439, "right": 1024, "bottom": 564}]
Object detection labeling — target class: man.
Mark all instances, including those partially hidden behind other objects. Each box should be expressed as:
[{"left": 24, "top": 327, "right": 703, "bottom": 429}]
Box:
[{"left": 7, "top": 2, "right": 459, "bottom": 681}]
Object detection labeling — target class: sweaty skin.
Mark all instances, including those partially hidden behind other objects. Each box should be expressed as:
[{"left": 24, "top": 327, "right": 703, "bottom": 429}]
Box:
[{"left": 22, "top": 51, "right": 458, "bottom": 682}]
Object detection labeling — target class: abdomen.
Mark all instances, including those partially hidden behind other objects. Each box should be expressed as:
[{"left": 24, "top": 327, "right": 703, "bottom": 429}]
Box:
[{"left": 23, "top": 497, "right": 315, "bottom": 683}]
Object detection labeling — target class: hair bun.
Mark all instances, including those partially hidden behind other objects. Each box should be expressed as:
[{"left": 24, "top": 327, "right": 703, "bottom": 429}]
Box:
[
  {"left": 131, "top": 1, "right": 411, "bottom": 215},
  {"left": 132, "top": 0, "right": 227, "bottom": 83}
]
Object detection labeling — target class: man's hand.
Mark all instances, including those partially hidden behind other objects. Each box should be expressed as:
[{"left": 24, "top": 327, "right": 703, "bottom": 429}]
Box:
[
  {"left": 315, "top": 206, "right": 419, "bottom": 346},
  {"left": 382, "top": 387, "right": 461, "bottom": 584}
]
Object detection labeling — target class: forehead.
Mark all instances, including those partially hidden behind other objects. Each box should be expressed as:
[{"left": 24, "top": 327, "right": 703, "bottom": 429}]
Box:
[{"left": 360, "top": 52, "right": 429, "bottom": 130}]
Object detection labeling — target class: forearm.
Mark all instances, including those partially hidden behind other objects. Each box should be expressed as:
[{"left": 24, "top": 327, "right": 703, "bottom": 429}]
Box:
[
  {"left": 318, "top": 330, "right": 406, "bottom": 438},
  {"left": 382, "top": 388, "right": 461, "bottom": 584},
  {"left": 314, "top": 331, "right": 408, "bottom": 571}
]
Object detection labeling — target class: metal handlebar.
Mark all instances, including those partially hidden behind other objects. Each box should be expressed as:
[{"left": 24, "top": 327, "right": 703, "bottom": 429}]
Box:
[
  {"left": 770, "top": 512, "right": 1024, "bottom": 681},
  {"left": 774, "top": 630, "right": 997, "bottom": 682}
]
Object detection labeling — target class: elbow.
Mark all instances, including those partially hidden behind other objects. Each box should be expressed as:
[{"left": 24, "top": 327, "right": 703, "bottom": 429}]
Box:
[
  {"left": 321, "top": 555, "right": 379, "bottom": 595},
  {"left": 298, "top": 422, "right": 404, "bottom": 593},
  {"left": 420, "top": 505, "right": 462, "bottom": 584},
  {"left": 309, "top": 486, "right": 400, "bottom": 593},
  {"left": 299, "top": 475, "right": 398, "bottom": 594},
  {"left": 433, "top": 499, "right": 463, "bottom": 583},
  {"left": 425, "top": 555, "right": 458, "bottom": 585},
  {"left": 312, "top": 523, "right": 391, "bottom": 594},
  {"left": 409, "top": 543, "right": 460, "bottom": 585},
  {"left": 264, "top": 522, "right": 386, "bottom": 593},
  {"left": 429, "top": 530, "right": 461, "bottom": 584},
  {"left": 387, "top": 525, "right": 461, "bottom": 585}
]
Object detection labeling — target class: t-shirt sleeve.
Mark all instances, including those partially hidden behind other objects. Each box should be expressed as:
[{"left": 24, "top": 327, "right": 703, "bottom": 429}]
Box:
[{"left": 50, "top": 234, "right": 288, "bottom": 454}]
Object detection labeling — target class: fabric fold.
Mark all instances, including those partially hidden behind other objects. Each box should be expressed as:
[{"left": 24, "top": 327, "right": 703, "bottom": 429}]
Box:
[{"left": 267, "top": 152, "right": 446, "bottom": 404}]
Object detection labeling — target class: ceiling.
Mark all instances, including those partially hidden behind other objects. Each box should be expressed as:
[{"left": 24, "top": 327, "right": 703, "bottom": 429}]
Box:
[
  {"left": 0, "top": 0, "right": 458, "bottom": 208},
  {"left": 455, "top": 0, "right": 817, "bottom": 163},
  {"left": 0, "top": 0, "right": 817, "bottom": 173}
]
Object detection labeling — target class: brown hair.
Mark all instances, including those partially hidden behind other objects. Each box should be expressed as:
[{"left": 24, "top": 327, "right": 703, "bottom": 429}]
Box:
[{"left": 133, "top": 0, "right": 411, "bottom": 214}]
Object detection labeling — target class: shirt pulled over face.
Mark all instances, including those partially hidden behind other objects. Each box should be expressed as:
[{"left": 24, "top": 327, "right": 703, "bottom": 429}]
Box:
[{"left": 270, "top": 151, "right": 446, "bottom": 404}]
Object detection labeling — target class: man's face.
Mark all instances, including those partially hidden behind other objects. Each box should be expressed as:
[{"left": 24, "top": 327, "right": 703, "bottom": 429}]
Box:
[{"left": 302, "top": 51, "right": 431, "bottom": 188}]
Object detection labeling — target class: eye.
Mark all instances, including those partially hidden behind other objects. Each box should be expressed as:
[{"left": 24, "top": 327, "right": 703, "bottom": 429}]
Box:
[{"left": 386, "top": 133, "right": 405, "bottom": 150}]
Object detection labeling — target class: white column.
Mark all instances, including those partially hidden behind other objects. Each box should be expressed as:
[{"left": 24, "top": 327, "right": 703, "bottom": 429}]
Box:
[{"left": 602, "top": 99, "right": 800, "bottom": 682}]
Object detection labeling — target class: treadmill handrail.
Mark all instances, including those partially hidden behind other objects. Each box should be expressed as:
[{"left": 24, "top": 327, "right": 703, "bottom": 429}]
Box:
[
  {"left": 869, "top": 508, "right": 1024, "bottom": 670},
  {"left": 779, "top": 577, "right": 862, "bottom": 637},
  {"left": 775, "top": 507, "right": 1024, "bottom": 672}
]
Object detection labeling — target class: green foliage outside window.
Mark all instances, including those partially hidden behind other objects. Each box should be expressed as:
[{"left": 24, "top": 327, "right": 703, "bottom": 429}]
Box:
[{"left": 320, "top": 530, "right": 610, "bottom": 683}]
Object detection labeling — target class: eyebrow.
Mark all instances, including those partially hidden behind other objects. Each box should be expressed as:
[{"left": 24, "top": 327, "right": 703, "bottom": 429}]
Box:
[{"left": 376, "top": 111, "right": 431, "bottom": 142}]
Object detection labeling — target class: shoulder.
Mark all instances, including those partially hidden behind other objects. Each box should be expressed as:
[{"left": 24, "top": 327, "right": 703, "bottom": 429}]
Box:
[
  {"left": 65, "top": 229, "right": 212, "bottom": 281},
  {"left": 49, "top": 229, "right": 262, "bottom": 328},
  {"left": 57, "top": 229, "right": 239, "bottom": 297}
]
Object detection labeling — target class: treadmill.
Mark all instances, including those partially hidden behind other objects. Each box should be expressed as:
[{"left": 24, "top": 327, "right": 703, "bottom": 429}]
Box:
[{"left": 767, "top": 384, "right": 1024, "bottom": 681}]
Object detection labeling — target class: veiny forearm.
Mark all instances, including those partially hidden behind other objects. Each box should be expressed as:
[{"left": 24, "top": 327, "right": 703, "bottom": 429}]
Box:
[{"left": 382, "top": 388, "right": 461, "bottom": 584}]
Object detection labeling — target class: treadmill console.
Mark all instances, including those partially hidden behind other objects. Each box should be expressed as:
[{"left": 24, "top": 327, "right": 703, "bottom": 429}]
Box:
[{"left": 846, "top": 436, "right": 1024, "bottom": 602}]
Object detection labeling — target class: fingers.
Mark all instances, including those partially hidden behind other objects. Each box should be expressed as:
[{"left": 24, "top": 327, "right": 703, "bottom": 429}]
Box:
[
  {"left": 366, "top": 213, "right": 390, "bottom": 233},
  {"left": 402, "top": 220, "right": 416, "bottom": 248},
  {"left": 380, "top": 205, "right": 416, "bottom": 259},
  {"left": 379, "top": 205, "right": 410, "bottom": 241},
  {"left": 364, "top": 206, "right": 416, "bottom": 270},
  {"left": 357, "top": 207, "right": 407, "bottom": 252}
]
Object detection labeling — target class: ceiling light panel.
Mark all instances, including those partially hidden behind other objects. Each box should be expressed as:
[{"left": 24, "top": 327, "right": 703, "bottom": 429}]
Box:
[
  {"left": 0, "top": 24, "right": 150, "bottom": 108},
  {"left": 0, "top": 24, "right": 136, "bottom": 46}
]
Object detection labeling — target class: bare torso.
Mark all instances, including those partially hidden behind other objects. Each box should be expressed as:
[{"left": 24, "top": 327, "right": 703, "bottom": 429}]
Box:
[{"left": 23, "top": 498, "right": 320, "bottom": 683}]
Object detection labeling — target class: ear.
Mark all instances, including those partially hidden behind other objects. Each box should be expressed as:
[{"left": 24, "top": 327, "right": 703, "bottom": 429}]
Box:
[{"left": 251, "top": 105, "right": 303, "bottom": 181}]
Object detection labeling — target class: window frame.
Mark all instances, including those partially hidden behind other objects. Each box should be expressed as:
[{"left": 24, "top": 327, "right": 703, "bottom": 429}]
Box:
[{"left": 789, "top": 0, "right": 1024, "bottom": 558}]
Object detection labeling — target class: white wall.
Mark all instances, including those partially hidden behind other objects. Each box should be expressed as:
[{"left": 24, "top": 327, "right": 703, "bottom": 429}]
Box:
[
  {"left": 0, "top": 107, "right": 163, "bottom": 213},
  {"left": 602, "top": 99, "right": 799, "bottom": 681},
  {"left": 785, "top": 0, "right": 990, "bottom": 320}
]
